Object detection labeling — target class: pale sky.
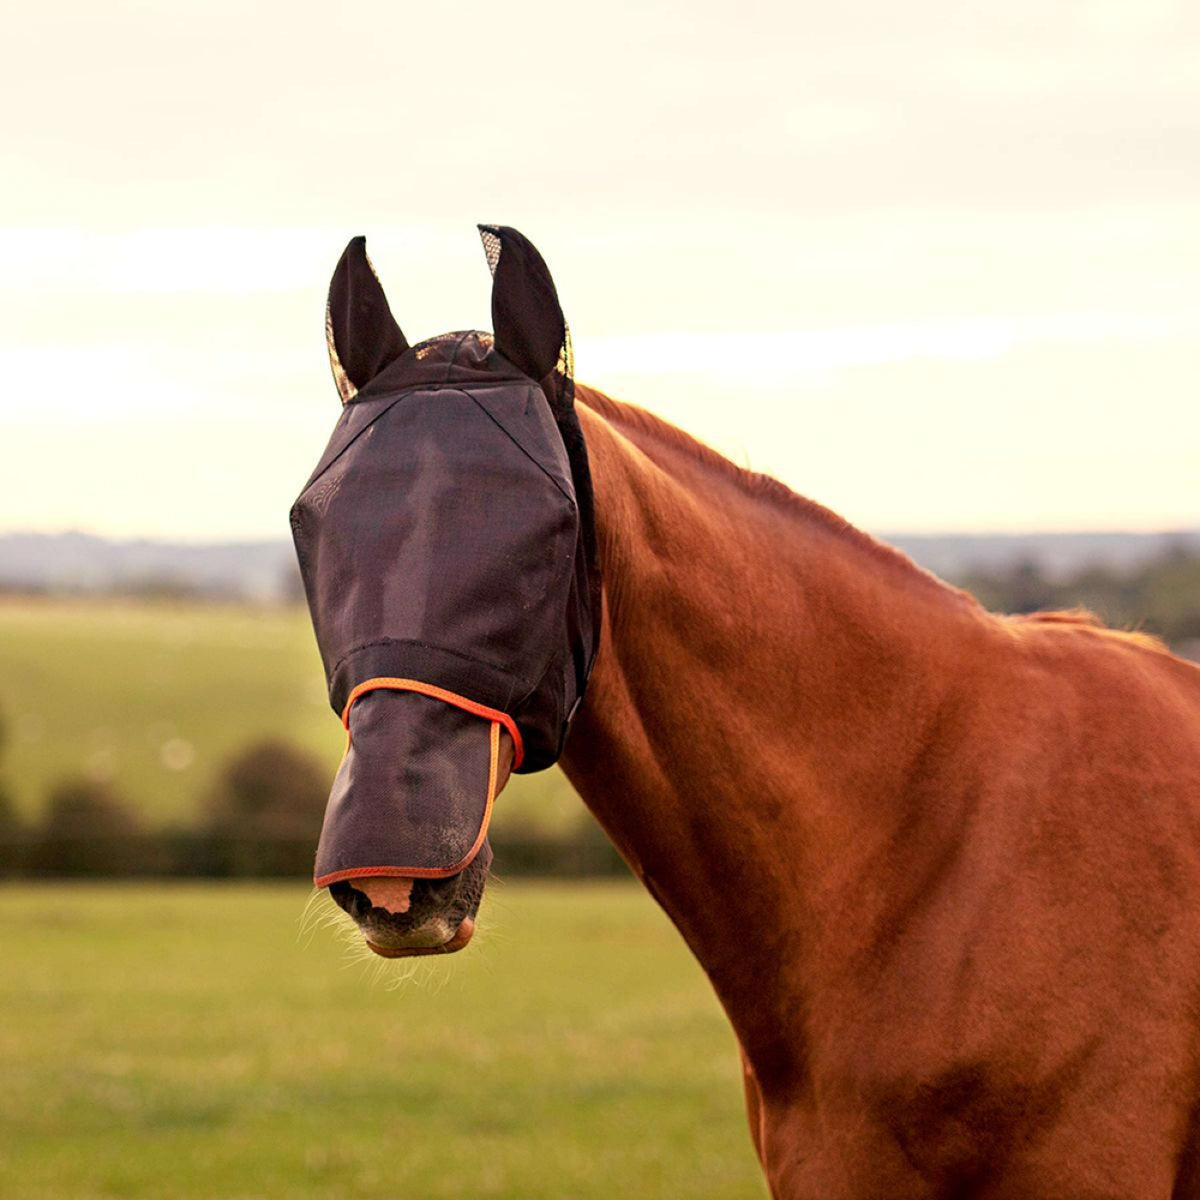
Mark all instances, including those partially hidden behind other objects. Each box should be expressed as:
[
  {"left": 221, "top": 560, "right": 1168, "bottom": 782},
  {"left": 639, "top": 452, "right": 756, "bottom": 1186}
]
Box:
[{"left": 3, "top": 0, "right": 1198, "bottom": 540}]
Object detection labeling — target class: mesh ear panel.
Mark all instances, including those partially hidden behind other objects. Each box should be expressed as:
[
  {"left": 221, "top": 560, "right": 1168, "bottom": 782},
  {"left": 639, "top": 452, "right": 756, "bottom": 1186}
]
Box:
[
  {"left": 325, "top": 237, "right": 409, "bottom": 401},
  {"left": 478, "top": 224, "right": 573, "bottom": 414},
  {"left": 556, "top": 319, "right": 575, "bottom": 412},
  {"left": 480, "top": 228, "right": 502, "bottom": 275}
]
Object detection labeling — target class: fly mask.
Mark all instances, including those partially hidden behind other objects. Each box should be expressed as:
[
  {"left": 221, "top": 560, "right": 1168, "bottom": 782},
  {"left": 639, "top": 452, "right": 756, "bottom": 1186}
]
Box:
[{"left": 290, "top": 226, "right": 600, "bottom": 888}]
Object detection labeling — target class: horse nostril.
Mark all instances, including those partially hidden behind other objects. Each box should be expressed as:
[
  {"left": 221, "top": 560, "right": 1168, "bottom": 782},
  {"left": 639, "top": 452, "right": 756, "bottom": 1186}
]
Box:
[
  {"left": 355, "top": 876, "right": 417, "bottom": 914},
  {"left": 328, "top": 880, "right": 372, "bottom": 919}
]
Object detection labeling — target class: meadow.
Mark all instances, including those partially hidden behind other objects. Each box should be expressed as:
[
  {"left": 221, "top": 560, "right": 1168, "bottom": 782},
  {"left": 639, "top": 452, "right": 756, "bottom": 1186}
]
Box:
[
  {"left": 0, "top": 598, "right": 582, "bottom": 836},
  {"left": 0, "top": 880, "right": 767, "bottom": 1200},
  {"left": 0, "top": 600, "right": 763, "bottom": 1194}
]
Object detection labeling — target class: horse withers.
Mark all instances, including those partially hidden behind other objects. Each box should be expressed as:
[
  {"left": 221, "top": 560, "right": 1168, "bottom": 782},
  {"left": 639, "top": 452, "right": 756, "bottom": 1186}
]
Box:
[{"left": 292, "top": 227, "right": 1200, "bottom": 1198}]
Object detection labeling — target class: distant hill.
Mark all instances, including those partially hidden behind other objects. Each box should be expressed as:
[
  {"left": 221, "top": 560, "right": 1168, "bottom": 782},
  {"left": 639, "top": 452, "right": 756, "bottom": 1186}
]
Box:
[
  {"left": 0, "top": 532, "right": 301, "bottom": 603},
  {"left": 888, "top": 529, "right": 1200, "bottom": 584},
  {"left": 1, "top": 528, "right": 1198, "bottom": 601}
]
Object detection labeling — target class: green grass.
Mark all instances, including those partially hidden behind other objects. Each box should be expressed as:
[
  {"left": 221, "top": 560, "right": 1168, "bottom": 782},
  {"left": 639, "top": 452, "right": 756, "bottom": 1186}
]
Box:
[
  {"left": 0, "top": 598, "right": 582, "bottom": 834},
  {"left": 0, "top": 880, "right": 766, "bottom": 1200}
]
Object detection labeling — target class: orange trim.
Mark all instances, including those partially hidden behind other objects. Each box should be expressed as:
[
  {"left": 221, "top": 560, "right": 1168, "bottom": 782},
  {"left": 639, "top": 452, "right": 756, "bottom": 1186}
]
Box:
[
  {"left": 340, "top": 676, "right": 524, "bottom": 769},
  {"left": 314, "top": 720, "right": 501, "bottom": 887}
]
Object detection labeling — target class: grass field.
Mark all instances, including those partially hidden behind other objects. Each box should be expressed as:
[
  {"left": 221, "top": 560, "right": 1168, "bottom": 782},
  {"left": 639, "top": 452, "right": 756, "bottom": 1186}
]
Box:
[
  {"left": 0, "top": 598, "right": 582, "bottom": 835},
  {"left": 0, "top": 880, "right": 766, "bottom": 1200}
]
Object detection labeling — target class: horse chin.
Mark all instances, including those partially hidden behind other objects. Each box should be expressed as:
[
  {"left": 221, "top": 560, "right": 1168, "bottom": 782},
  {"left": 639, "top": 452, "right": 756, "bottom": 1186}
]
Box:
[
  {"left": 365, "top": 915, "right": 476, "bottom": 958},
  {"left": 328, "top": 847, "right": 492, "bottom": 960}
]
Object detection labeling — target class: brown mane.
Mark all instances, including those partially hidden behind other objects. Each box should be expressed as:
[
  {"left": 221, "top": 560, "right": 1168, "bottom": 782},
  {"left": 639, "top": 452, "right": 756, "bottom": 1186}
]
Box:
[
  {"left": 1012, "top": 607, "right": 1169, "bottom": 651},
  {"left": 576, "top": 384, "right": 1178, "bottom": 657}
]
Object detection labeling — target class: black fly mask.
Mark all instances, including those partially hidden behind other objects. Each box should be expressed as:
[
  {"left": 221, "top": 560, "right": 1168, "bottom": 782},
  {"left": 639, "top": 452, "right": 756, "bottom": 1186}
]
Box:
[{"left": 291, "top": 226, "right": 600, "bottom": 888}]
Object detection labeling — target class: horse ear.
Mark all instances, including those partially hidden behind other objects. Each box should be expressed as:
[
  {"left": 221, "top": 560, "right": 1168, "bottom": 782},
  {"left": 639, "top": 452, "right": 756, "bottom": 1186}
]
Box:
[
  {"left": 478, "top": 225, "right": 569, "bottom": 394},
  {"left": 326, "top": 237, "right": 410, "bottom": 404}
]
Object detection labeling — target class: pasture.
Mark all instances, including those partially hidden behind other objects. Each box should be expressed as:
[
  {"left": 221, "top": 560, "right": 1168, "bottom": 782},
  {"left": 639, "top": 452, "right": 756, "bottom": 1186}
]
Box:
[
  {"left": 0, "top": 880, "right": 766, "bottom": 1199},
  {"left": 0, "top": 598, "right": 581, "bottom": 835}
]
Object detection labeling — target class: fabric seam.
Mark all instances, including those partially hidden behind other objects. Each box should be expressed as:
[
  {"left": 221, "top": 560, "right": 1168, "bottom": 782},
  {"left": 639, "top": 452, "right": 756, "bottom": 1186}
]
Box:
[
  {"left": 464, "top": 388, "right": 576, "bottom": 506},
  {"left": 327, "top": 636, "right": 525, "bottom": 690}
]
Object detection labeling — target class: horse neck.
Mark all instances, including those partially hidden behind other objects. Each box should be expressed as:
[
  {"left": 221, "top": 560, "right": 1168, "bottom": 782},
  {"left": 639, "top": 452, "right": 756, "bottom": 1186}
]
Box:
[{"left": 563, "top": 390, "right": 988, "bottom": 1087}]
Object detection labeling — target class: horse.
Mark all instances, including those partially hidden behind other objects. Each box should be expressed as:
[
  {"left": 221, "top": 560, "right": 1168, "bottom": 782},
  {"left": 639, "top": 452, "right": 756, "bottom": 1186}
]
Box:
[{"left": 291, "top": 226, "right": 1200, "bottom": 1199}]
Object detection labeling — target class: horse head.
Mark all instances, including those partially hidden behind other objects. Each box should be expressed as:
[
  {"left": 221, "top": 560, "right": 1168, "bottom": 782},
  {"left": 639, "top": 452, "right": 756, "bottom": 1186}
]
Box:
[{"left": 290, "top": 227, "right": 599, "bottom": 957}]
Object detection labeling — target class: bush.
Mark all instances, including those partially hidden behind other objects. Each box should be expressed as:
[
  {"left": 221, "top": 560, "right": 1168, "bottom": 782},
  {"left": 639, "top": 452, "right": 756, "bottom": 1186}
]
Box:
[
  {"left": 202, "top": 738, "right": 329, "bottom": 876},
  {"left": 0, "top": 784, "right": 25, "bottom": 875},
  {"left": 0, "top": 704, "right": 20, "bottom": 873},
  {"left": 29, "top": 778, "right": 150, "bottom": 875},
  {"left": 490, "top": 813, "right": 629, "bottom": 878}
]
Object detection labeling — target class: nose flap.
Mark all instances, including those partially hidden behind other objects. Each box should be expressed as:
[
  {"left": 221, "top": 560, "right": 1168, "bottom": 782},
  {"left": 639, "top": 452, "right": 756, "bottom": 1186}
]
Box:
[{"left": 313, "top": 687, "right": 512, "bottom": 887}]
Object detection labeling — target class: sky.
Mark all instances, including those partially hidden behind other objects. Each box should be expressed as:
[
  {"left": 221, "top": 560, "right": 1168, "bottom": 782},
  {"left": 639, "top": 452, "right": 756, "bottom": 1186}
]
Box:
[{"left": 2, "top": 0, "right": 1198, "bottom": 541}]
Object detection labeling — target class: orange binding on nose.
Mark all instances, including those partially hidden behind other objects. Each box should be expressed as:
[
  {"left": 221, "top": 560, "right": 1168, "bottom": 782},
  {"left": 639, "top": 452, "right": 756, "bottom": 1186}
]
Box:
[
  {"left": 314, "top": 678, "right": 518, "bottom": 888},
  {"left": 340, "top": 676, "right": 525, "bottom": 770},
  {"left": 313, "top": 720, "right": 501, "bottom": 887}
]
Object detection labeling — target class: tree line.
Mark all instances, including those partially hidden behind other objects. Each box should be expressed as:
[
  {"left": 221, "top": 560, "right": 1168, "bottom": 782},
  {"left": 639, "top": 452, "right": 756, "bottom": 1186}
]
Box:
[
  {"left": 958, "top": 543, "right": 1200, "bottom": 653},
  {"left": 0, "top": 726, "right": 625, "bottom": 879},
  {"left": 3, "top": 544, "right": 1196, "bottom": 878}
]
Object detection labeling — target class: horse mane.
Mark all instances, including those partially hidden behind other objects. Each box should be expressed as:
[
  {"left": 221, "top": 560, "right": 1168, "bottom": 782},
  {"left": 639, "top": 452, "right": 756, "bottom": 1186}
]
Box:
[
  {"left": 1014, "top": 608, "right": 1169, "bottom": 652},
  {"left": 574, "top": 383, "right": 976, "bottom": 605},
  {"left": 573, "top": 386, "right": 1180, "bottom": 659},
  {"left": 1020, "top": 609, "right": 1106, "bottom": 628}
]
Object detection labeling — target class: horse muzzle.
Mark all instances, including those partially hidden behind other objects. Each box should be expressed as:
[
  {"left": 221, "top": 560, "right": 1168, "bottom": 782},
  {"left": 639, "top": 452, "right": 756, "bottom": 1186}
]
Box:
[
  {"left": 328, "top": 844, "right": 493, "bottom": 957},
  {"left": 313, "top": 690, "right": 516, "bottom": 960},
  {"left": 367, "top": 918, "right": 476, "bottom": 958}
]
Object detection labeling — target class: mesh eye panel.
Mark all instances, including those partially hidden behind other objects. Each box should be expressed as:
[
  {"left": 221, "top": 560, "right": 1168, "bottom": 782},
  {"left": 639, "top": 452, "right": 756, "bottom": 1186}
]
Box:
[{"left": 292, "top": 380, "right": 577, "bottom": 726}]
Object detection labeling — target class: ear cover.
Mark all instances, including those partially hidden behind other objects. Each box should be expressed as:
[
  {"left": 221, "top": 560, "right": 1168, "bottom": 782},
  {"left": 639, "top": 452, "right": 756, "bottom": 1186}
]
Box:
[
  {"left": 326, "top": 237, "right": 410, "bottom": 404},
  {"left": 479, "top": 224, "right": 568, "bottom": 404},
  {"left": 478, "top": 225, "right": 597, "bottom": 721}
]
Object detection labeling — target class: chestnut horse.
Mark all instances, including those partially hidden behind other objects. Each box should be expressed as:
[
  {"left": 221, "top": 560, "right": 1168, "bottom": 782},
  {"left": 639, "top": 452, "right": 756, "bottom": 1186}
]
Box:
[{"left": 297, "top": 229, "right": 1200, "bottom": 1199}]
